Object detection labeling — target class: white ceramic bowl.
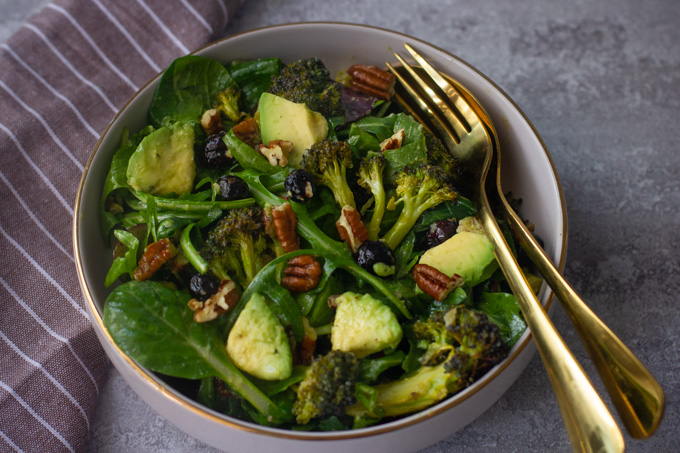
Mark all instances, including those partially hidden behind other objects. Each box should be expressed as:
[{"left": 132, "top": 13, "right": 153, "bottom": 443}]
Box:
[{"left": 74, "top": 22, "right": 566, "bottom": 453}]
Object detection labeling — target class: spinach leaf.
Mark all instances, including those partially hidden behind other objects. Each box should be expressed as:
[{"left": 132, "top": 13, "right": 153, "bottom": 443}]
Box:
[
  {"left": 196, "top": 377, "right": 252, "bottom": 421},
  {"left": 359, "top": 351, "right": 406, "bottom": 383},
  {"left": 476, "top": 292, "right": 527, "bottom": 347},
  {"left": 411, "top": 197, "right": 477, "bottom": 233},
  {"left": 226, "top": 58, "right": 282, "bottom": 112},
  {"left": 347, "top": 113, "right": 428, "bottom": 181},
  {"left": 100, "top": 126, "right": 154, "bottom": 238},
  {"left": 103, "top": 280, "right": 278, "bottom": 418},
  {"left": 148, "top": 55, "right": 236, "bottom": 128}
]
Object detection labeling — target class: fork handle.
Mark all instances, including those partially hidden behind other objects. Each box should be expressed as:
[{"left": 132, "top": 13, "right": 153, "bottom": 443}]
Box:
[
  {"left": 478, "top": 202, "right": 625, "bottom": 453},
  {"left": 498, "top": 197, "right": 665, "bottom": 439}
]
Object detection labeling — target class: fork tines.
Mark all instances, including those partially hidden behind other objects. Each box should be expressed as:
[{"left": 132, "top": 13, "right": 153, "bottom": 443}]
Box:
[{"left": 387, "top": 44, "right": 476, "bottom": 151}]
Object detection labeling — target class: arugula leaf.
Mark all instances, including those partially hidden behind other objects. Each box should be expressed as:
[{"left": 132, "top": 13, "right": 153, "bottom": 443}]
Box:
[
  {"left": 393, "top": 230, "right": 421, "bottom": 279},
  {"left": 476, "top": 292, "right": 527, "bottom": 347},
  {"left": 104, "top": 230, "right": 139, "bottom": 287},
  {"left": 223, "top": 129, "right": 279, "bottom": 175},
  {"left": 148, "top": 55, "right": 237, "bottom": 128},
  {"left": 104, "top": 280, "right": 281, "bottom": 418}
]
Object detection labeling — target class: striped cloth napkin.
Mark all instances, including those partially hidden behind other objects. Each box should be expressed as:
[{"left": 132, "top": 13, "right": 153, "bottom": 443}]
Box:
[{"left": 0, "top": 1, "right": 243, "bottom": 451}]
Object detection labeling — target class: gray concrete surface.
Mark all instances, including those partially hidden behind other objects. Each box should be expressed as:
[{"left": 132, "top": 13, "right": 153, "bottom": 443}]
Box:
[{"left": 2, "top": 0, "right": 679, "bottom": 452}]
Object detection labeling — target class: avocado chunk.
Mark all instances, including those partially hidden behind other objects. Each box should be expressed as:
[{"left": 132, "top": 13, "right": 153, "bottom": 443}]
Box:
[
  {"left": 258, "top": 92, "right": 328, "bottom": 167},
  {"left": 419, "top": 217, "right": 498, "bottom": 287},
  {"left": 331, "top": 292, "right": 402, "bottom": 358},
  {"left": 226, "top": 293, "right": 292, "bottom": 381},
  {"left": 126, "top": 122, "right": 195, "bottom": 196}
]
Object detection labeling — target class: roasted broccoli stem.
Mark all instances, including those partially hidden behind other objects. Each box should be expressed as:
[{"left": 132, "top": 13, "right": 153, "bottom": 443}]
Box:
[
  {"left": 215, "top": 85, "right": 242, "bottom": 122},
  {"left": 301, "top": 139, "right": 356, "bottom": 209},
  {"left": 268, "top": 57, "right": 344, "bottom": 118},
  {"left": 293, "top": 350, "right": 360, "bottom": 425},
  {"left": 203, "top": 205, "right": 268, "bottom": 287},
  {"left": 357, "top": 152, "right": 387, "bottom": 240},
  {"left": 346, "top": 306, "right": 507, "bottom": 419},
  {"left": 381, "top": 164, "right": 458, "bottom": 250}
]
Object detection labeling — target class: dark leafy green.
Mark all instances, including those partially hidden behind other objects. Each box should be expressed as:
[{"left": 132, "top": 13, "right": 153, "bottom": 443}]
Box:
[
  {"left": 148, "top": 55, "right": 237, "bottom": 128},
  {"left": 227, "top": 58, "right": 282, "bottom": 112},
  {"left": 476, "top": 292, "right": 527, "bottom": 347},
  {"left": 103, "top": 280, "right": 282, "bottom": 418}
]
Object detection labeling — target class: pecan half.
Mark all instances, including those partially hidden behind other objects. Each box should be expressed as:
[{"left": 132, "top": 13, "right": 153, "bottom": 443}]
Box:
[
  {"left": 133, "top": 238, "right": 176, "bottom": 281},
  {"left": 347, "top": 64, "right": 395, "bottom": 99},
  {"left": 412, "top": 263, "right": 464, "bottom": 301},
  {"left": 272, "top": 202, "right": 300, "bottom": 253},
  {"left": 336, "top": 205, "right": 369, "bottom": 254},
  {"left": 257, "top": 140, "right": 293, "bottom": 167},
  {"left": 380, "top": 128, "right": 405, "bottom": 151},
  {"left": 189, "top": 279, "right": 239, "bottom": 323},
  {"left": 282, "top": 255, "right": 322, "bottom": 292},
  {"left": 232, "top": 117, "right": 261, "bottom": 148},
  {"left": 201, "top": 108, "right": 223, "bottom": 135}
]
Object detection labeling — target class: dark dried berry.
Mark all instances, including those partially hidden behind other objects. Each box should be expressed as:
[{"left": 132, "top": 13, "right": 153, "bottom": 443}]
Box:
[
  {"left": 217, "top": 175, "right": 250, "bottom": 201},
  {"left": 201, "top": 132, "right": 233, "bottom": 169},
  {"left": 189, "top": 274, "right": 220, "bottom": 301},
  {"left": 356, "top": 240, "right": 395, "bottom": 277},
  {"left": 426, "top": 219, "right": 458, "bottom": 248},
  {"left": 284, "top": 169, "right": 316, "bottom": 203}
]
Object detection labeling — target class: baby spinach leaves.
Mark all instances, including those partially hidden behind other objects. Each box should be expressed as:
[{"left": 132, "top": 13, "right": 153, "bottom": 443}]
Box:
[
  {"left": 149, "top": 55, "right": 237, "bottom": 128},
  {"left": 104, "top": 280, "right": 282, "bottom": 419}
]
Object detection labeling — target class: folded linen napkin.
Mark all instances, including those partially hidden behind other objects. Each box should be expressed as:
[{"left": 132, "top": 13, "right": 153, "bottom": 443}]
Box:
[{"left": 0, "top": 1, "right": 243, "bottom": 451}]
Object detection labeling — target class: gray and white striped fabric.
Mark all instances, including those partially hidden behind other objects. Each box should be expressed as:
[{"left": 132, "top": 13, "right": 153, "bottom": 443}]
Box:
[{"left": 0, "top": 1, "right": 243, "bottom": 451}]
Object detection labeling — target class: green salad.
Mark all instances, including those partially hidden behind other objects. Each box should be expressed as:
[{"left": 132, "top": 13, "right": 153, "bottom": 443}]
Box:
[{"left": 100, "top": 54, "right": 539, "bottom": 430}]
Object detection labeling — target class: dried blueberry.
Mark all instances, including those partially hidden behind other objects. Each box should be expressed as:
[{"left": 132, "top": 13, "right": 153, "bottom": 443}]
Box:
[
  {"left": 217, "top": 175, "right": 250, "bottom": 201},
  {"left": 284, "top": 169, "right": 316, "bottom": 203},
  {"left": 201, "top": 132, "right": 233, "bottom": 169},
  {"left": 356, "top": 240, "right": 396, "bottom": 277},
  {"left": 426, "top": 219, "right": 458, "bottom": 248},
  {"left": 189, "top": 274, "right": 220, "bottom": 301}
]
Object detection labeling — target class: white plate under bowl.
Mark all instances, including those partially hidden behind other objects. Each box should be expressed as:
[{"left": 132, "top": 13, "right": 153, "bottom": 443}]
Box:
[{"left": 74, "top": 22, "right": 566, "bottom": 453}]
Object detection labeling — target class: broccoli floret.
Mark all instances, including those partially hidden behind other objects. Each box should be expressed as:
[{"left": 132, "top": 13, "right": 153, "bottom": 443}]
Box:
[
  {"left": 381, "top": 164, "right": 458, "bottom": 250},
  {"left": 215, "top": 86, "right": 242, "bottom": 122},
  {"left": 268, "top": 58, "right": 344, "bottom": 118},
  {"left": 301, "top": 139, "right": 356, "bottom": 209},
  {"left": 203, "top": 205, "right": 268, "bottom": 287},
  {"left": 357, "top": 152, "right": 387, "bottom": 240},
  {"left": 424, "top": 130, "right": 461, "bottom": 180},
  {"left": 346, "top": 306, "right": 507, "bottom": 419},
  {"left": 293, "top": 350, "right": 360, "bottom": 424}
]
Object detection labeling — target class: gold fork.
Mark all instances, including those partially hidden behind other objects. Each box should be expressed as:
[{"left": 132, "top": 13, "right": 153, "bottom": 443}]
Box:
[
  {"left": 387, "top": 44, "right": 625, "bottom": 453},
  {"left": 393, "top": 42, "right": 665, "bottom": 441}
]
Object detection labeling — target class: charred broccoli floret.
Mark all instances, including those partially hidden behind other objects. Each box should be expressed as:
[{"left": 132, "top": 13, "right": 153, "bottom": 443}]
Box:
[
  {"left": 346, "top": 306, "right": 507, "bottom": 419},
  {"left": 293, "top": 350, "right": 360, "bottom": 424},
  {"left": 215, "top": 85, "right": 242, "bottom": 122},
  {"left": 301, "top": 139, "right": 356, "bottom": 209},
  {"left": 268, "top": 58, "right": 344, "bottom": 118},
  {"left": 424, "top": 130, "right": 461, "bottom": 180},
  {"left": 381, "top": 164, "right": 458, "bottom": 250},
  {"left": 203, "top": 205, "right": 268, "bottom": 287},
  {"left": 357, "top": 152, "right": 387, "bottom": 240}
]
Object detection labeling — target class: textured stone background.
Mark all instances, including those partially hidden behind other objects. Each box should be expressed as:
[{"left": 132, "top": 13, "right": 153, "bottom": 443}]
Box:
[{"left": 2, "top": 0, "right": 678, "bottom": 451}]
